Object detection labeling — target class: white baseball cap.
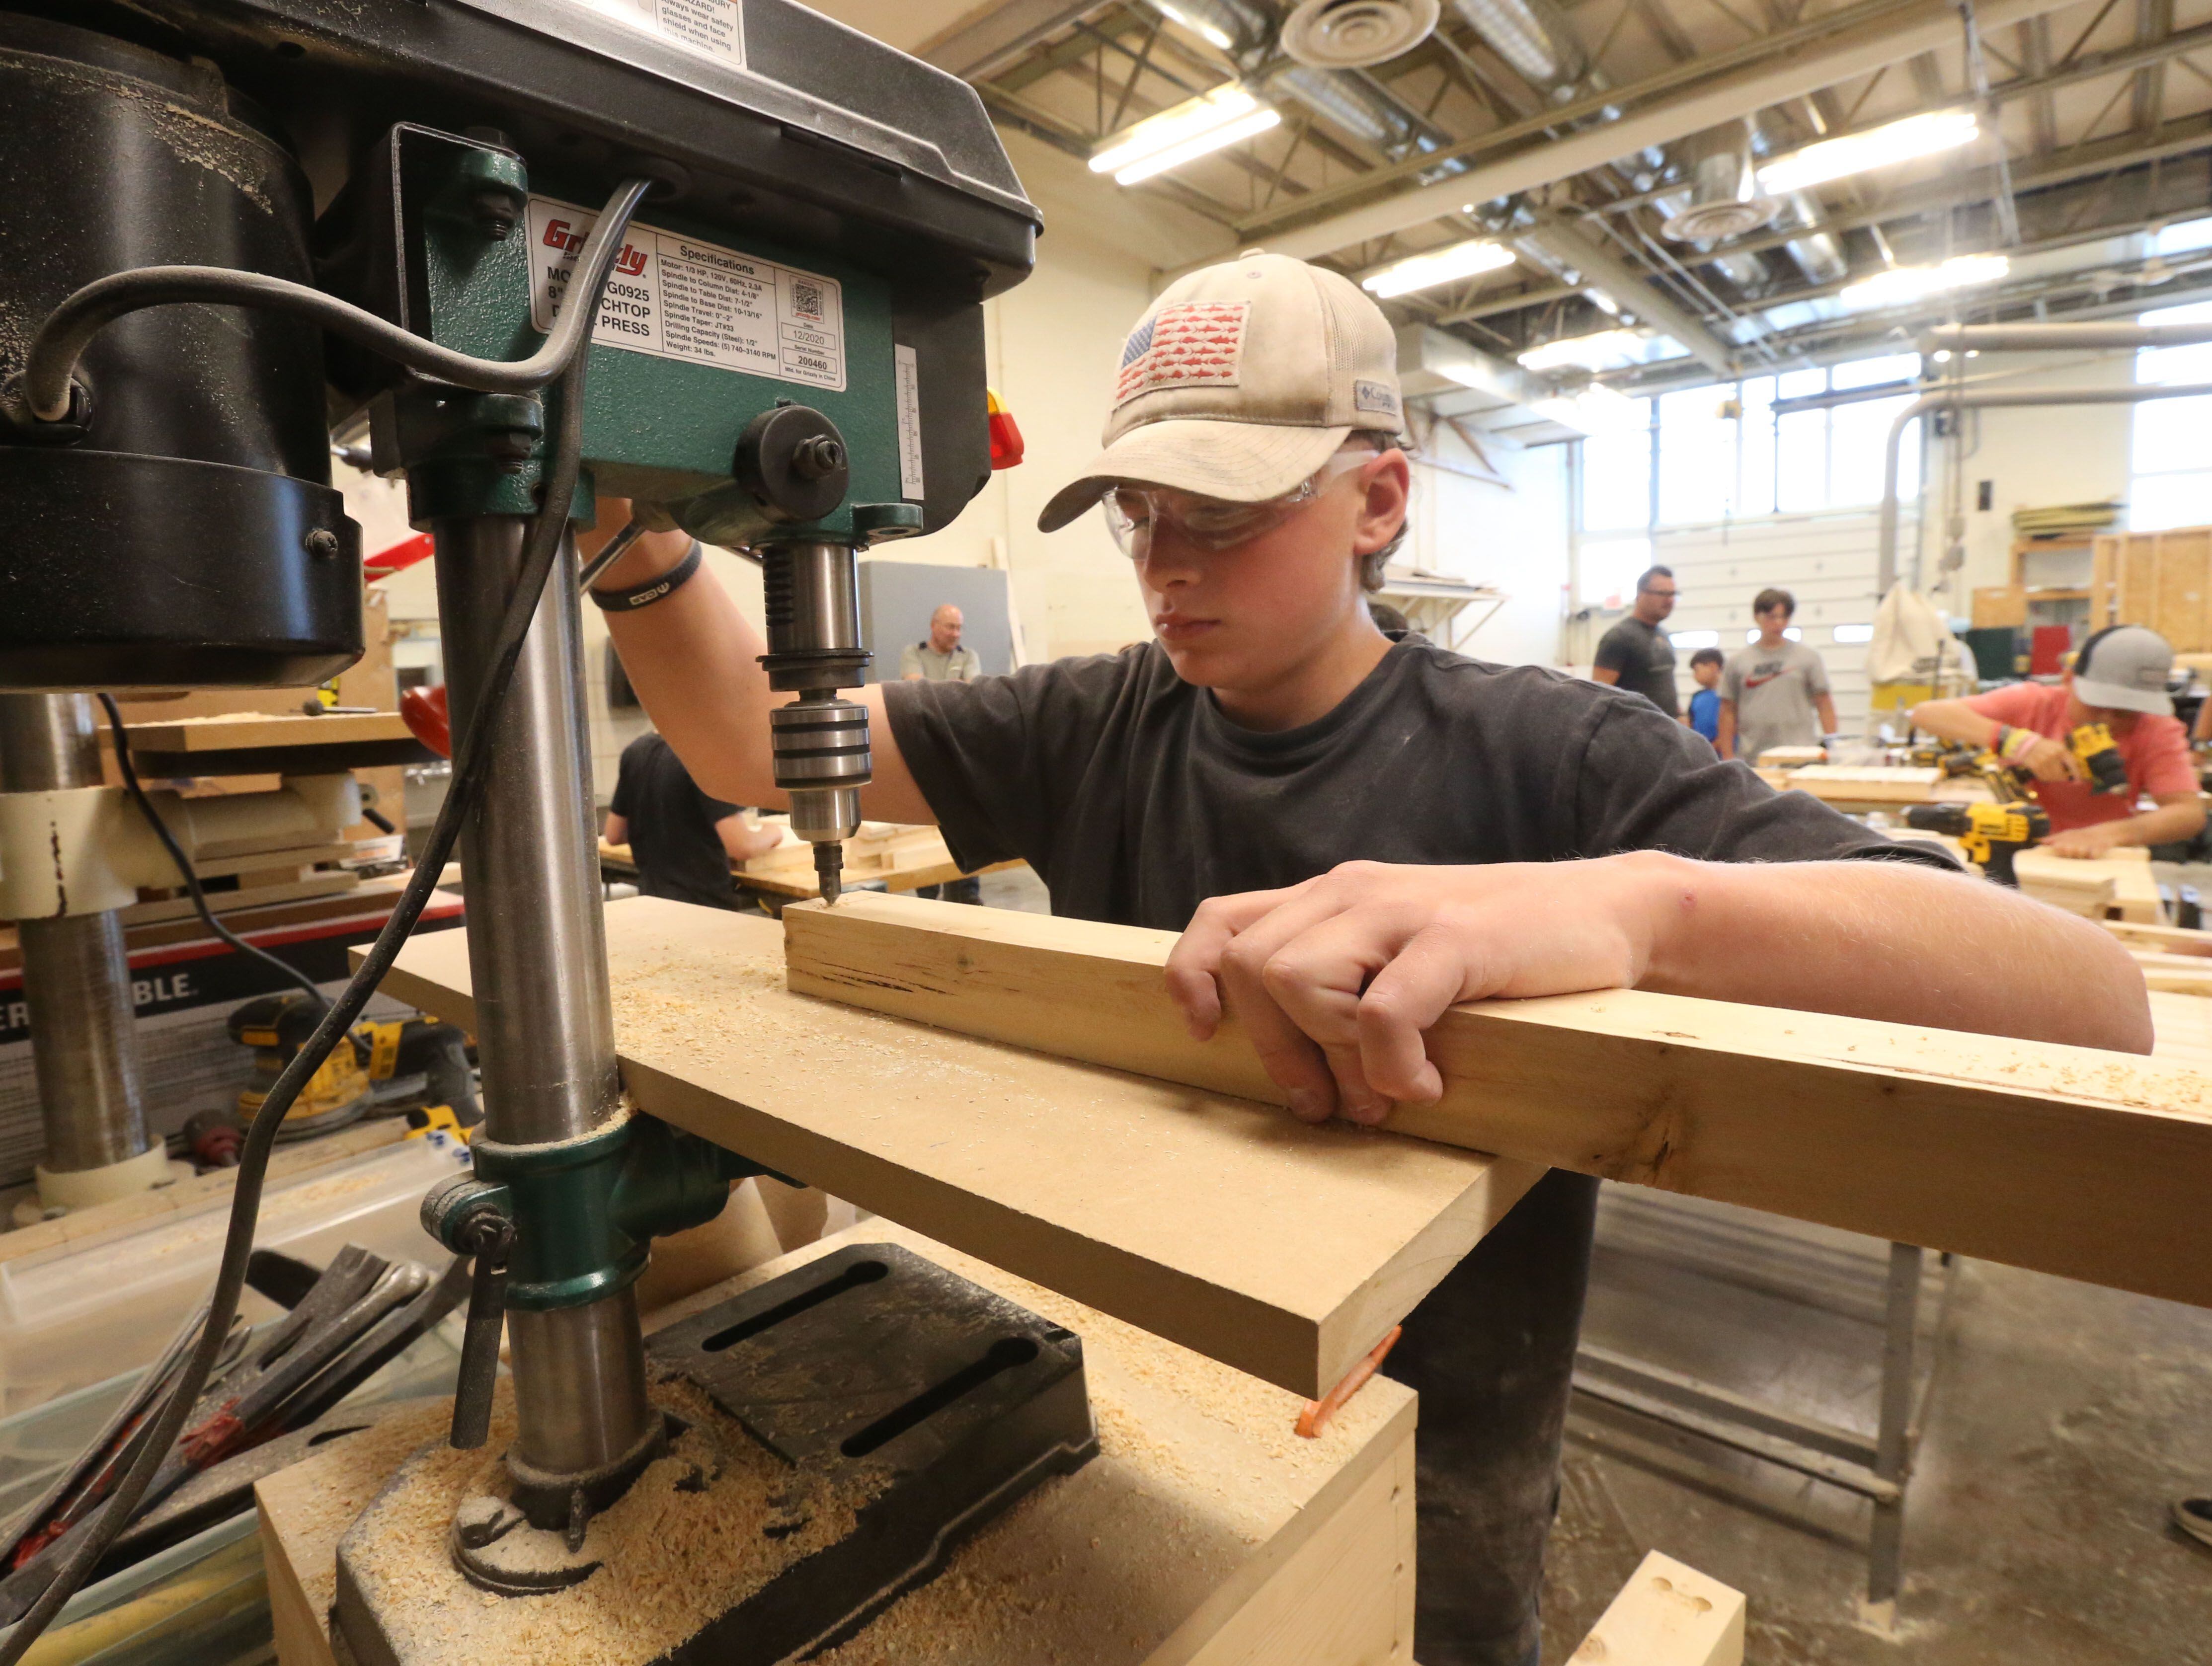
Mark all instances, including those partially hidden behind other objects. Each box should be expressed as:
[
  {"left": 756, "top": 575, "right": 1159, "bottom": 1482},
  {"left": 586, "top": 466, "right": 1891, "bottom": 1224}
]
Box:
[
  {"left": 1036, "top": 253, "right": 1406, "bottom": 533},
  {"left": 2072, "top": 624, "right": 2176, "bottom": 714}
]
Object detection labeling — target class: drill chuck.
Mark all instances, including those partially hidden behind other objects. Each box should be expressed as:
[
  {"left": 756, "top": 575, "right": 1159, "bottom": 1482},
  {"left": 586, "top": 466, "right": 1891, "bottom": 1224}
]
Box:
[{"left": 758, "top": 540, "right": 870, "bottom": 899}]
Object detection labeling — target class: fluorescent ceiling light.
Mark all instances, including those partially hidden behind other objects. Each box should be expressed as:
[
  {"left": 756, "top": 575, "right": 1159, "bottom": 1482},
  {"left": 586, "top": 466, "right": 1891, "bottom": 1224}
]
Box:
[
  {"left": 1092, "top": 87, "right": 1278, "bottom": 184},
  {"left": 1756, "top": 109, "right": 1979, "bottom": 194},
  {"left": 1533, "top": 382, "right": 1646, "bottom": 435},
  {"left": 1841, "top": 252, "right": 2009, "bottom": 309},
  {"left": 1361, "top": 239, "right": 1516, "bottom": 299},
  {"left": 1517, "top": 328, "right": 1646, "bottom": 373},
  {"left": 1153, "top": 0, "right": 1234, "bottom": 50}
]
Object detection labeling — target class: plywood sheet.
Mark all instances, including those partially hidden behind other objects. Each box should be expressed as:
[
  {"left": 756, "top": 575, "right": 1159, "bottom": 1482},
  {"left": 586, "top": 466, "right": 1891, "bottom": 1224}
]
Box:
[
  {"left": 377, "top": 899, "right": 1535, "bottom": 1396},
  {"left": 786, "top": 894, "right": 2212, "bottom": 1310}
]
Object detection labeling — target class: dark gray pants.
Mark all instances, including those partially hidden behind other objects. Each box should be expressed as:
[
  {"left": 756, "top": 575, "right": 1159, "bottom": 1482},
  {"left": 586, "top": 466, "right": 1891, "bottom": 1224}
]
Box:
[{"left": 1387, "top": 1168, "right": 1600, "bottom": 1666}]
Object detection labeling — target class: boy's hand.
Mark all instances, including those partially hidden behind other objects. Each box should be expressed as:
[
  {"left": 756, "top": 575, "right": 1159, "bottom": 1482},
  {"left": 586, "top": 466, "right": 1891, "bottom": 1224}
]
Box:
[
  {"left": 2045, "top": 822, "right": 2127, "bottom": 858},
  {"left": 2018, "top": 735, "right": 2085, "bottom": 783},
  {"left": 1163, "top": 856, "right": 1677, "bottom": 1126}
]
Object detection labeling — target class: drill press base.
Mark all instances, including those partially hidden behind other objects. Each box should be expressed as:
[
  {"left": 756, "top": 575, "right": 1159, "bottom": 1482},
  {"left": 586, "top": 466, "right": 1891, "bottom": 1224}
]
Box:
[{"left": 331, "top": 1244, "right": 1096, "bottom": 1666}]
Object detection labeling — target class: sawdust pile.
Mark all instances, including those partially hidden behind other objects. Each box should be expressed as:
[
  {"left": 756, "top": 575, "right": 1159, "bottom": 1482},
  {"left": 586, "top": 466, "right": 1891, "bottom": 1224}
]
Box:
[{"left": 337, "top": 1376, "right": 879, "bottom": 1666}]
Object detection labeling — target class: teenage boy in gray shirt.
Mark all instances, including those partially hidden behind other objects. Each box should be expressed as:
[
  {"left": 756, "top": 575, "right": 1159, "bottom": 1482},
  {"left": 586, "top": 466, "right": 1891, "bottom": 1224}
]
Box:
[
  {"left": 1719, "top": 587, "right": 1838, "bottom": 762},
  {"left": 582, "top": 255, "right": 2146, "bottom": 1666}
]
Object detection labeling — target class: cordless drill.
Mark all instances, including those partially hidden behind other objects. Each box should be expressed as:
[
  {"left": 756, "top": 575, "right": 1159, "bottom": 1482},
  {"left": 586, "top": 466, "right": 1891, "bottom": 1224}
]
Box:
[
  {"left": 1903, "top": 800, "right": 2052, "bottom": 886},
  {"left": 1993, "top": 723, "right": 2129, "bottom": 795}
]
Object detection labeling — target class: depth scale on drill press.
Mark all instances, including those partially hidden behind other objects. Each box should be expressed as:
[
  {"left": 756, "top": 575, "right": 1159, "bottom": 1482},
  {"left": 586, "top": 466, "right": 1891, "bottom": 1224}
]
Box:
[{"left": 0, "top": 3, "right": 1081, "bottom": 1661}]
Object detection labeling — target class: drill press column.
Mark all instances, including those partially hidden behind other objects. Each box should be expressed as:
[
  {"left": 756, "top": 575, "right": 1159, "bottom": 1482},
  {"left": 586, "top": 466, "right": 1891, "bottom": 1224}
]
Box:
[
  {"left": 0, "top": 694, "right": 162, "bottom": 1204},
  {"left": 431, "top": 518, "right": 657, "bottom": 1492}
]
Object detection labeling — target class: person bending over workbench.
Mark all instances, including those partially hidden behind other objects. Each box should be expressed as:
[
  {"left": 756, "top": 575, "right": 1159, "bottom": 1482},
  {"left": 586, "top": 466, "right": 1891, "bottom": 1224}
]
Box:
[
  {"left": 580, "top": 255, "right": 2149, "bottom": 1666},
  {"left": 1909, "top": 625, "right": 2206, "bottom": 859},
  {"left": 604, "top": 730, "right": 783, "bottom": 909}
]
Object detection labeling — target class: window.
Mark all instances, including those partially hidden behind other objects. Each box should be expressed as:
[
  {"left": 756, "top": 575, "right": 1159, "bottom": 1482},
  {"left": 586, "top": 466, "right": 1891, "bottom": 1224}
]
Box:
[
  {"left": 2131, "top": 297, "right": 2212, "bottom": 531},
  {"left": 1832, "top": 623, "right": 1874, "bottom": 644},
  {"left": 1578, "top": 353, "right": 1921, "bottom": 537},
  {"left": 1670, "top": 629, "right": 1721, "bottom": 650},
  {"left": 1743, "top": 626, "right": 1803, "bottom": 643}
]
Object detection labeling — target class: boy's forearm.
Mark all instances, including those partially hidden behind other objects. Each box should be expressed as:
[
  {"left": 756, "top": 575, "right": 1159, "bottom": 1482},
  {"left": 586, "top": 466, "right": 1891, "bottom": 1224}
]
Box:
[
  {"left": 590, "top": 528, "right": 784, "bottom": 805},
  {"left": 1632, "top": 852, "right": 2152, "bottom": 1053},
  {"left": 2110, "top": 799, "right": 2207, "bottom": 847}
]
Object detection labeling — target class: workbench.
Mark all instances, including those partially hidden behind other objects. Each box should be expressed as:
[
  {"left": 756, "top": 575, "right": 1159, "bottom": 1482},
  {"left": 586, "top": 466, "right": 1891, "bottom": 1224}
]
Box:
[
  {"left": 121, "top": 712, "right": 436, "bottom": 777},
  {"left": 257, "top": 1220, "right": 1418, "bottom": 1666},
  {"left": 599, "top": 821, "right": 1025, "bottom": 904}
]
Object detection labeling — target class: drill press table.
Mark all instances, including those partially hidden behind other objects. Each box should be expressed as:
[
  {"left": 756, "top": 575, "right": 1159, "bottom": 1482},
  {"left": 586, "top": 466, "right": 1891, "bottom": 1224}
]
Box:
[{"left": 258, "top": 1220, "right": 1420, "bottom": 1666}]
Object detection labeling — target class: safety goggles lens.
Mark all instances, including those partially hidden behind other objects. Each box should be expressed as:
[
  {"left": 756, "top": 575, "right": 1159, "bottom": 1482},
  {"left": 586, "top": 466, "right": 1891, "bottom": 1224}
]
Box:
[{"left": 1099, "top": 450, "right": 1375, "bottom": 558}]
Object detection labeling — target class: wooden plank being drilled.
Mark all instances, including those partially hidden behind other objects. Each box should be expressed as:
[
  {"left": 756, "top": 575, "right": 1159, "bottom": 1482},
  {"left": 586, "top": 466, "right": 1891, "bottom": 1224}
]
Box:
[
  {"left": 783, "top": 893, "right": 2212, "bottom": 1310},
  {"left": 375, "top": 898, "right": 1539, "bottom": 1398}
]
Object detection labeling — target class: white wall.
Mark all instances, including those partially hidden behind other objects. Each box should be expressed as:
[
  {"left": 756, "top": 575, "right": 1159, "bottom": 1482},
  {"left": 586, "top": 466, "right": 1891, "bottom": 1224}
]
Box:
[
  {"left": 1914, "top": 353, "right": 2137, "bottom": 606},
  {"left": 1401, "top": 430, "right": 1569, "bottom": 666}
]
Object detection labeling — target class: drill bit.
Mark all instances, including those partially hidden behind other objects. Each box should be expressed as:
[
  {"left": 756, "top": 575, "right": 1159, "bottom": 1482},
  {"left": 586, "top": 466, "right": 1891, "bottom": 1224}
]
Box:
[{"left": 815, "top": 841, "right": 844, "bottom": 906}]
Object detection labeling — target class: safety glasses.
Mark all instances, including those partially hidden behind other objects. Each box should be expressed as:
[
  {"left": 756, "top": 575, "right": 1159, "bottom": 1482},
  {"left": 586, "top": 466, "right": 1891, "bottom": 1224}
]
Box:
[{"left": 1100, "top": 449, "right": 1375, "bottom": 559}]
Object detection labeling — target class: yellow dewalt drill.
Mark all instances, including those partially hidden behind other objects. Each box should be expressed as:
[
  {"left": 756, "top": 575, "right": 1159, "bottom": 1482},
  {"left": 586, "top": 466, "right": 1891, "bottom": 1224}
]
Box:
[{"left": 1904, "top": 800, "right": 2052, "bottom": 886}]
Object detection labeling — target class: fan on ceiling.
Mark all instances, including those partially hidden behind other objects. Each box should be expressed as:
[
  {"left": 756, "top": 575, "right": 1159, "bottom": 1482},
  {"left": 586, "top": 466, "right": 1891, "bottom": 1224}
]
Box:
[{"left": 1279, "top": 0, "right": 1441, "bottom": 68}]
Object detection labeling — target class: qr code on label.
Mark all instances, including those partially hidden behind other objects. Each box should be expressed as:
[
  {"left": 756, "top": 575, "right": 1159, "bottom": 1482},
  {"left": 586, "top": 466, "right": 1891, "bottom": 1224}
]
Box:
[{"left": 790, "top": 279, "right": 824, "bottom": 321}]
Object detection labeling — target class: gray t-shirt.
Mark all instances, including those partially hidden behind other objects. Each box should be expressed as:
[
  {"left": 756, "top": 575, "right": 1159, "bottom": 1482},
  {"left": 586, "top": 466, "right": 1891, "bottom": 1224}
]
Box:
[
  {"left": 899, "top": 641, "right": 981, "bottom": 682},
  {"left": 1721, "top": 639, "right": 1832, "bottom": 762},
  {"left": 1591, "top": 616, "right": 1679, "bottom": 717},
  {"left": 882, "top": 633, "right": 1950, "bottom": 1644},
  {"left": 885, "top": 635, "right": 1939, "bottom": 929}
]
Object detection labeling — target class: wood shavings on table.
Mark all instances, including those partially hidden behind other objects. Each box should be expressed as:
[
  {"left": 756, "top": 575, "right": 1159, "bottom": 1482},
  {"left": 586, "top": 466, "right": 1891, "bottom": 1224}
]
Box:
[{"left": 336, "top": 1376, "right": 878, "bottom": 1666}]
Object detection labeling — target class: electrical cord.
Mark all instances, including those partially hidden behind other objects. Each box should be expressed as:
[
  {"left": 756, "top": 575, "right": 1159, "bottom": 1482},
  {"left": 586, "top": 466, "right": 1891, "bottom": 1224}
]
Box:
[
  {"left": 94, "top": 692, "right": 328, "bottom": 1010},
  {"left": 0, "top": 175, "right": 652, "bottom": 1666},
  {"left": 14, "top": 205, "right": 638, "bottom": 426}
]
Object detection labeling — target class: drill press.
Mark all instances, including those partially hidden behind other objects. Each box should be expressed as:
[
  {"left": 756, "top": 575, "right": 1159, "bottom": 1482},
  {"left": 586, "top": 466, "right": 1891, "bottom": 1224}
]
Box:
[{"left": 0, "top": 3, "right": 1093, "bottom": 1658}]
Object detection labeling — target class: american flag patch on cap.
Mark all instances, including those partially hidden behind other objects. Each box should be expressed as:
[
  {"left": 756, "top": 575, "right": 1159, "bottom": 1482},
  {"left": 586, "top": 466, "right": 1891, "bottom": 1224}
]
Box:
[{"left": 1114, "top": 301, "right": 1248, "bottom": 405}]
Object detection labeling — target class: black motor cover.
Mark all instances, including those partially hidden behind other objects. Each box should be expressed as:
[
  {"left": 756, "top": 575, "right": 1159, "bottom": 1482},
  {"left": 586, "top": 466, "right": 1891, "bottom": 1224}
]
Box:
[{"left": 0, "top": 10, "right": 361, "bottom": 690}]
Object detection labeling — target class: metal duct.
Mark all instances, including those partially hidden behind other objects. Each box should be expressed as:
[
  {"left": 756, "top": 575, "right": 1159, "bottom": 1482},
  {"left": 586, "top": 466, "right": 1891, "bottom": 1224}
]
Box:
[
  {"left": 1780, "top": 192, "right": 1847, "bottom": 285},
  {"left": 1150, "top": 0, "right": 1275, "bottom": 56}
]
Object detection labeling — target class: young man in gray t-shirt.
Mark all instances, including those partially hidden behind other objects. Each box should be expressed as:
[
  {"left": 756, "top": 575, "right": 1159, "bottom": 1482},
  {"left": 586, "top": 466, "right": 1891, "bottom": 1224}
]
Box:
[
  {"left": 1719, "top": 587, "right": 1838, "bottom": 762},
  {"left": 582, "top": 255, "right": 2145, "bottom": 1666}
]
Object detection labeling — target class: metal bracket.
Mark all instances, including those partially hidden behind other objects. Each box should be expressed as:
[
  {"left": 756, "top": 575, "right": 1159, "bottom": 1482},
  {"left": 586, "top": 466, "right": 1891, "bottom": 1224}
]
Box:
[{"left": 422, "top": 1114, "right": 788, "bottom": 1312}]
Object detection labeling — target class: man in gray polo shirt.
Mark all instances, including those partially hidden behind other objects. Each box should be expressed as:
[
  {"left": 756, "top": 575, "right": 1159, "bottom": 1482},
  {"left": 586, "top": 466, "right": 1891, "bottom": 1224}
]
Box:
[{"left": 899, "top": 604, "right": 981, "bottom": 682}]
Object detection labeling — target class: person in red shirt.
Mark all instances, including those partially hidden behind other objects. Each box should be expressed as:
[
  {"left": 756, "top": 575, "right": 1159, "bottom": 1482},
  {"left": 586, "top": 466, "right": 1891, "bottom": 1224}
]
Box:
[{"left": 1910, "top": 624, "right": 2206, "bottom": 857}]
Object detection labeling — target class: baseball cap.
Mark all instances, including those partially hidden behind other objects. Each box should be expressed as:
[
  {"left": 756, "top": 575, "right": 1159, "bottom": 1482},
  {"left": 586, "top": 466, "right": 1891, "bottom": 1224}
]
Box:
[
  {"left": 1035, "top": 253, "right": 1406, "bottom": 533},
  {"left": 2072, "top": 624, "right": 2175, "bottom": 714}
]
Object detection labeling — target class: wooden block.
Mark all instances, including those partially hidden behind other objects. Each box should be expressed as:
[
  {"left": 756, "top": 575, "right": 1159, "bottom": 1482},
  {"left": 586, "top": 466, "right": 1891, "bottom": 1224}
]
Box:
[
  {"left": 1570, "top": 1551, "right": 1744, "bottom": 1666},
  {"left": 2107, "top": 919, "right": 2212, "bottom": 958},
  {"left": 784, "top": 893, "right": 2212, "bottom": 1310},
  {"left": 1971, "top": 585, "right": 2027, "bottom": 629},
  {"left": 2015, "top": 848, "right": 2164, "bottom": 923},
  {"left": 375, "top": 899, "right": 1533, "bottom": 1396},
  {"left": 122, "top": 712, "right": 415, "bottom": 753},
  {"left": 257, "top": 1221, "right": 1420, "bottom": 1666}
]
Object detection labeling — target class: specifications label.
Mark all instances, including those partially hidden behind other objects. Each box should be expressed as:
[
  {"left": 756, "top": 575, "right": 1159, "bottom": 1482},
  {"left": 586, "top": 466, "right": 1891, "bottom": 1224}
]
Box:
[
  {"left": 579, "top": 0, "right": 743, "bottom": 65},
  {"left": 894, "top": 344, "right": 925, "bottom": 501},
  {"left": 528, "top": 196, "right": 846, "bottom": 392}
]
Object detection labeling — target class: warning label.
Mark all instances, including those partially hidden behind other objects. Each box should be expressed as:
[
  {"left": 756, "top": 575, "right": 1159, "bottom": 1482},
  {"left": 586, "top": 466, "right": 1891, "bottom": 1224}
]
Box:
[
  {"left": 578, "top": 0, "right": 743, "bottom": 65},
  {"left": 528, "top": 196, "right": 845, "bottom": 393}
]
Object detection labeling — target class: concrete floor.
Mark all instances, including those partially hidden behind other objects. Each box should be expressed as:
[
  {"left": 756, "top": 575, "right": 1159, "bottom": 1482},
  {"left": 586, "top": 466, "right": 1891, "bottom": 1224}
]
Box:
[{"left": 1541, "top": 1191, "right": 2212, "bottom": 1664}]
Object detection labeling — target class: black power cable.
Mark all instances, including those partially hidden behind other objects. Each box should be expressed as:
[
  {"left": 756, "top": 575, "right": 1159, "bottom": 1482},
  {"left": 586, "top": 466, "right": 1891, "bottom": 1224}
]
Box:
[
  {"left": 0, "top": 175, "right": 652, "bottom": 1666},
  {"left": 94, "top": 692, "right": 328, "bottom": 1010}
]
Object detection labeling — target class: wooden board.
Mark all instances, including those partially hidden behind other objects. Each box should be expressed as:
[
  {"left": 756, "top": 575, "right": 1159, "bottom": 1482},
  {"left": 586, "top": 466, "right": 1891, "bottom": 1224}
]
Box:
[
  {"left": 376, "top": 898, "right": 1534, "bottom": 1396},
  {"left": 122, "top": 712, "right": 414, "bottom": 753},
  {"left": 1782, "top": 764, "right": 1944, "bottom": 804},
  {"left": 1569, "top": 1552, "right": 1745, "bottom": 1666},
  {"left": 784, "top": 893, "right": 2212, "bottom": 1311},
  {"left": 2015, "top": 847, "right": 2165, "bottom": 923},
  {"left": 258, "top": 1220, "right": 1418, "bottom": 1666}
]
